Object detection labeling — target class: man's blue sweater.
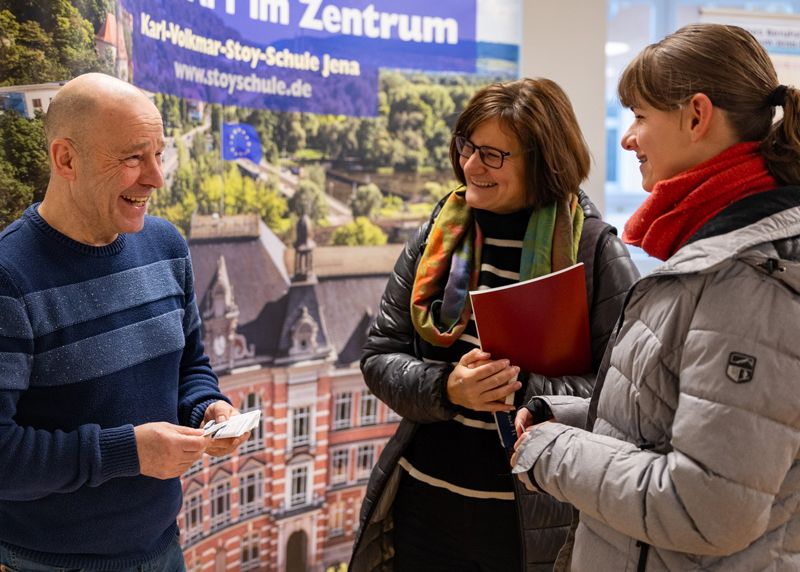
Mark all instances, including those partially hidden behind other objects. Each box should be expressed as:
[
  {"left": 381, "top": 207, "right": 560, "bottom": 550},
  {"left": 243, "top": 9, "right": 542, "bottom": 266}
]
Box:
[{"left": 0, "top": 205, "right": 227, "bottom": 569}]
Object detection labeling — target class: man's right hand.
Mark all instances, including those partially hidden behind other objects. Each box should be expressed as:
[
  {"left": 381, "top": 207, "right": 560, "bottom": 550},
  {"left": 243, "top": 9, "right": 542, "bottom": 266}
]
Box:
[{"left": 134, "top": 422, "right": 206, "bottom": 479}]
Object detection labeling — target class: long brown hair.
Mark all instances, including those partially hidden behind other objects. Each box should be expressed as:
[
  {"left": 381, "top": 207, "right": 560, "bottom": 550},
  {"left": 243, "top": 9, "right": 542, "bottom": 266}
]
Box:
[
  {"left": 450, "top": 78, "right": 590, "bottom": 210},
  {"left": 618, "top": 23, "right": 800, "bottom": 185}
]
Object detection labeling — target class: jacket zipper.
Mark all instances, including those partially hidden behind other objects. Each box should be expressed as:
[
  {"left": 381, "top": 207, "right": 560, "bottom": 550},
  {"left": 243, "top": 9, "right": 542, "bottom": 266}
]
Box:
[
  {"left": 635, "top": 440, "right": 655, "bottom": 571},
  {"left": 636, "top": 540, "right": 650, "bottom": 572}
]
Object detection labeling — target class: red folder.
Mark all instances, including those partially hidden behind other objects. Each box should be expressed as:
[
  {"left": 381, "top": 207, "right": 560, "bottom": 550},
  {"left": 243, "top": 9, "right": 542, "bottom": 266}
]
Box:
[{"left": 469, "top": 263, "right": 591, "bottom": 376}]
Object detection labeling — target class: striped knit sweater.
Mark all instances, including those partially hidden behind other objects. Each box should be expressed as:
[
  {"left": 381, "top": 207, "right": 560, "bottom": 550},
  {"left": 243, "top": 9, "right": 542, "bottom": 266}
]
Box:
[
  {"left": 403, "top": 207, "right": 531, "bottom": 499},
  {"left": 0, "top": 205, "right": 227, "bottom": 569}
]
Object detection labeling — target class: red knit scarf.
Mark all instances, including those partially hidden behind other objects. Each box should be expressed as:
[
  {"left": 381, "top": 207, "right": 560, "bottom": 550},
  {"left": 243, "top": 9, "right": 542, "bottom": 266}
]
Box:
[{"left": 622, "top": 142, "right": 776, "bottom": 260}]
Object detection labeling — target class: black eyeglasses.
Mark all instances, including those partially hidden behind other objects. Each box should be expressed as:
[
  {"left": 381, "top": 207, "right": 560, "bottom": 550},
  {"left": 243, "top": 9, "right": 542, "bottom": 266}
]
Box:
[{"left": 455, "top": 135, "right": 512, "bottom": 169}]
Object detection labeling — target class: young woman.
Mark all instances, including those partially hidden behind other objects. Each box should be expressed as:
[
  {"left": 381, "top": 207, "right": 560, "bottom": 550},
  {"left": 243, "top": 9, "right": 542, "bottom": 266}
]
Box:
[
  {"left": 349, "top": 78, "right": 638, "bottom": 571},
  {"left": 513, "top": 23, "right": 800, "bottom": 571}
]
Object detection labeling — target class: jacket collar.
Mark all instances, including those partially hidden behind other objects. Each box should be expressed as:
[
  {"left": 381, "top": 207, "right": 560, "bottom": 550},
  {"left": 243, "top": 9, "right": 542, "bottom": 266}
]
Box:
[
  {"left": 651, "top": 187, "right": 800, "bottom": 283},
  {"left": 685, "top": 186, "right": 800, "bottom": 246},
  {"left": 577, "top": 189, "right": 602, "bottom": 222}
]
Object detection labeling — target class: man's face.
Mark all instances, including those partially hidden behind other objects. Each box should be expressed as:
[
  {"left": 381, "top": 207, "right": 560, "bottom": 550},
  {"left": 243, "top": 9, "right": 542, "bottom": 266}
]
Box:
[{"left": 70, "top": 97, "right": 165, "bottom": 244}]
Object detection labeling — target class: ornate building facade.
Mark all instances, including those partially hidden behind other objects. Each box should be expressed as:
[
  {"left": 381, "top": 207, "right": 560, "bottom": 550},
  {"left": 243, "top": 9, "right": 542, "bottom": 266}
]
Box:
[{"left": 180, "top": 214, "right": 403, "bottom": 571}]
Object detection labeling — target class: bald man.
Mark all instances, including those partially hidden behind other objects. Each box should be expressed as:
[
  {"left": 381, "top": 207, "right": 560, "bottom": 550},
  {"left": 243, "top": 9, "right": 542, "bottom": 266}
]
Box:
[{"left": 0, "top": 73, "right": 245, "bottom": 571}]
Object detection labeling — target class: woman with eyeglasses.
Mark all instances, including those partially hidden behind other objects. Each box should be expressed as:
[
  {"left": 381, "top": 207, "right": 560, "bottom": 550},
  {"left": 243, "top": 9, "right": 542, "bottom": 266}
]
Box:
[{"left": 349, "top": 78, "right": 639, "bottom": 571}]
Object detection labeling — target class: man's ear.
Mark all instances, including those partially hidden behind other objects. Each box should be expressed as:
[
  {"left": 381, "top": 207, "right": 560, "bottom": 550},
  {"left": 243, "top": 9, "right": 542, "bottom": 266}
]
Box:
[
  {"left": 50, "top": 138, "right": 78, "bottom": 181},
  {"left": 686, "top": 93, "right": 714, "bottom": 142}
]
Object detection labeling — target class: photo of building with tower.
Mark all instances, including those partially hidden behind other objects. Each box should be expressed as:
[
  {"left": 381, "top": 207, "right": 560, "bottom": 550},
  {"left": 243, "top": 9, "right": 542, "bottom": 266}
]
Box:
[{"left": 177, "top": 213, "right": 403, "bottom": 571}]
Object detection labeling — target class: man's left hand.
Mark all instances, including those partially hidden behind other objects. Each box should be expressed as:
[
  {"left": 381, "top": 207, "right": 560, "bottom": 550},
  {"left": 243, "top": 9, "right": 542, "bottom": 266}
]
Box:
[{"left": 202, "top": 400, "right": 252, "bottom": 457}]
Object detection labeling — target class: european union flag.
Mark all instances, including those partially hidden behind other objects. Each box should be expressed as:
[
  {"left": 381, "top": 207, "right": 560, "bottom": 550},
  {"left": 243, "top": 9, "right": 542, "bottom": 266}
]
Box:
[{"left": 221, "top": 122, "right": 262, "bottom": 163}]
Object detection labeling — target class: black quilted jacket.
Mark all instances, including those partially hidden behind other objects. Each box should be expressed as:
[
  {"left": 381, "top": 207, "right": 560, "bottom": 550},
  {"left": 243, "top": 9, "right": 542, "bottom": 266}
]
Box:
[{"left": 350, "top": 191, "right": 640, "bottom": 572}]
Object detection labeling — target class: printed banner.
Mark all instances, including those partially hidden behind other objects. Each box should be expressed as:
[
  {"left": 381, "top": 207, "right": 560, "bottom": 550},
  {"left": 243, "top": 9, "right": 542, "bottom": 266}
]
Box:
[
  {"left": 120, "top": 0, "right": 477, "bottom": 116},
  {"left": 700, "top": 8, "right": 800, "bottom": 86}
]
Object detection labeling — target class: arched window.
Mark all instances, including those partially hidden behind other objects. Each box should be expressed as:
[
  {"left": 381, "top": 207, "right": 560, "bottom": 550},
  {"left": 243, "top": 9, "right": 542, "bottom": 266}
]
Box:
[
  {"left": 241, "top": 532, "right": 261, "bottom": 571},
  {"left": 286, "top": 530, "right": 308, "bottom": 572},
  {"left": 209, "top": 470, "right": 231, "bottom": 531},
  {"left": 182, "top": 480, "right": 204, "bottom": 544},
  {"left": 290, "top": 307, "right": 319, "bottom": 355},
  {"left": 239, "top": 460, "right": 265, "bottom": 518}
]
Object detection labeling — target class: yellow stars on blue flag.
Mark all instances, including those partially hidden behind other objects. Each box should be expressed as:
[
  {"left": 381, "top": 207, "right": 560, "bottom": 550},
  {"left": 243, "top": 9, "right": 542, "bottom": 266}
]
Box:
[{"left": 221, "top": 122, "right": 262, "bottom": 163}]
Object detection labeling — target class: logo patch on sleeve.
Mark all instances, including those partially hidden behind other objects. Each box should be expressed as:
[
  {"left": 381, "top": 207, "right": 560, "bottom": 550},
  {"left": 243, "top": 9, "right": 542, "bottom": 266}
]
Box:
[{"left": 726, "top": 352, "right": 757, "bottom": 383}]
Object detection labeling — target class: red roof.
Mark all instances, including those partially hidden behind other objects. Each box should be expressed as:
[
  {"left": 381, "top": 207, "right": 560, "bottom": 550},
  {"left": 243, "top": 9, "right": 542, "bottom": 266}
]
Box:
[{"left": 96, "top": 12, "right": 118, "bottom": 46}]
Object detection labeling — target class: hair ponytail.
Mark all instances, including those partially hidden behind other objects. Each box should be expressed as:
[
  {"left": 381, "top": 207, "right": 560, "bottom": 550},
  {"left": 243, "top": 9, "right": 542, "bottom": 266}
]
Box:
[{"left": 761, "top": 86, "right": 800, "bottom": 185}]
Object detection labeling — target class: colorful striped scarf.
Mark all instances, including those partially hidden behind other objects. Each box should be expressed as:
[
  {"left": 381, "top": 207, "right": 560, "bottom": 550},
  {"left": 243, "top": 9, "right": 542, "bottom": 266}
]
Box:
[{"left": 411, "top": 191, "right": 584, "bottom": 346}]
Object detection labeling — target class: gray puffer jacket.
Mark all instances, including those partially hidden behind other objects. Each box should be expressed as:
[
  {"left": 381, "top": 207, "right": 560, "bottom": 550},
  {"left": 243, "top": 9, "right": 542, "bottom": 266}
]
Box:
[
  {"left": 350, "top": 191, "right": 639, "bottom": 572},
  {"left": 514, "top": 187, "right": 800, "bottom": 571}
]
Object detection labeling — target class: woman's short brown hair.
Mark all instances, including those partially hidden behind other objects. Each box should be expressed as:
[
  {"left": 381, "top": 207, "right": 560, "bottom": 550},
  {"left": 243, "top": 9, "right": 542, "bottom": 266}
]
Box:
[{"left": 449, "top": 78, "right": 590, "bottom": 210}]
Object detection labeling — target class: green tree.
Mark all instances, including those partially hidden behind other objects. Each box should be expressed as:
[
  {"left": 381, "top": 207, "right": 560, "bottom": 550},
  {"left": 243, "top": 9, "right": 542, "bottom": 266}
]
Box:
[
  {"left": 288, "top": 179, "right": 327, "bottom": 224},
  {"left": 149, "top": 190, "right": 197, "bottom": 237},
  {"left": 380, "top": 195, "right": 404, "bottom": 215},
  {"left": 395, "top": 129, "right": 427, "bottom": 172},
  {"left": 420, "top": 181, "right": 450, "bottom": 203},
  {"left": 331, "top": 217, "right": 387, "bottom": 246},
  {"left": 240, "top": 108, "right": 279, "bottom": 163},
  {"left": 450, "top": 85, "right": 478, "bottom": 117},
  {"left": 380, "top": 71, "right": 409, "bottom": 98},
  {"left": 350, "top": 183, "right": 383, "bottom": 218},
  {"left": 300, "top": 112, "right": 320, "bottom": 141},
  {"left": 286, "top": 118, "right": 307, "bottom": 154},
  {"left": 195, "top": 171, "right": 225, "bottom": 216},
  {"left": 315, "top": 116, "right": 346, "bottom": 159},
  {"left": 210, "top": 104, "right": 222, "bottom": 134},
  {"left": 0, "top": 111, "right": 49, "bottom": 200},
  {"left": 418, "top": 84, "right": 455, "bottom": 120},
  {"left": 304, "top": 164, "right": 326, "bottom": 189},
  {"left": 426, "top": 121, "right": 454, "bottom": 171},
  {"left": 179, "top": 97, "right": 189, "bottom": 126},
  {"left": 50, "top": 0, "right": 102, "bottom": 76},
  {"left": 273, "top": 112, "right": 306, "bottom": 155},
  {"left": 254, "top": 180, "right": 290, "bottom": 235},
  {"left": 221, "top": 165, "right": 288, "bottom": 232},
  {"left": 159, "top": 94, "right": 182, "bottom": 135},
  {"left": 71, "top": 0, "right": 108, "bottom": 31},
  {"left": 150, "top": 154, "right": 290, "bottom": 237},
  {"left": 355, "top": 118, "right": 398, "bottom": 169},
  {"left": 339, "top": 117, "right": 361, "bottom": 158},
  {"left": 191, "top": 131, "right": 208, "bottom": 160},
  {"left": 314, "top": 116, "right": 360, "bottom": 161},
  {"left": 0, "top": 161, "right": 33, "bottom": 229},
  {"left": 0, "top": 11, "right": 61, "bottom": 84},
  {"left": 0, "top": 1, "right": 107, "bottom": 85},
  {"left": 0, "top": 111, "right": 47, "bottom": 229},
  {"left": 388, "top": 86, "right": 432, "bottom": 134},
  {"left": 0, "top": 0, "right": 56, "bottom": 29}
]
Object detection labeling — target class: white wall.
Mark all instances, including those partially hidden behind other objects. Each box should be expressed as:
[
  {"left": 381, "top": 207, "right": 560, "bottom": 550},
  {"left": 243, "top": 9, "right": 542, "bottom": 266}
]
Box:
[{"left": 520, "top": 0, "right": 608, "bottom": 214}]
